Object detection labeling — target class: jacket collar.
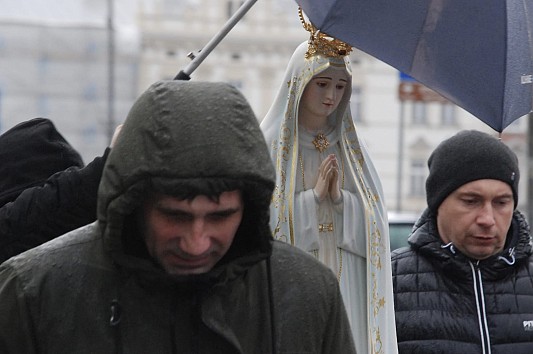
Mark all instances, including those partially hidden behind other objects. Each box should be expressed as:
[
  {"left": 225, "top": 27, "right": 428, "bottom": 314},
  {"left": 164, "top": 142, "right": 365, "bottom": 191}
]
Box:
[{"left": 408, "top": 209, "right": 532, "bottom": 279}]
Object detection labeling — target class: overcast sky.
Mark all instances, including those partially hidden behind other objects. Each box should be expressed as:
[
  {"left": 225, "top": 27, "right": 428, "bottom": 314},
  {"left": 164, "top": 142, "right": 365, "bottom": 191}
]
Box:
[
  {"left": 0, "top": 0, "right": 145, "bottom": 31},
  {"left": 0, "top": 0, "right": 290, "bottom": 24}
]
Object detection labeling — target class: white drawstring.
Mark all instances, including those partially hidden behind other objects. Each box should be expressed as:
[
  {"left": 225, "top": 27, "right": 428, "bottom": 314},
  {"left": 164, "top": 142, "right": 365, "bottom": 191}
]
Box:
[
  {"left": 498, "top": 247, "right": 516, "bottom": 265},
  {"left": 441, "top": 241, "right": 456, "bottom": 254}
]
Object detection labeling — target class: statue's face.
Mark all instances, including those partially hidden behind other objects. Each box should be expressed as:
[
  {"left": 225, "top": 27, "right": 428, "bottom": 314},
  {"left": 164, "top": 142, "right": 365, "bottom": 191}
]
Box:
[{"left": 299, "top": 67, "right": 349, "bottom": 126}]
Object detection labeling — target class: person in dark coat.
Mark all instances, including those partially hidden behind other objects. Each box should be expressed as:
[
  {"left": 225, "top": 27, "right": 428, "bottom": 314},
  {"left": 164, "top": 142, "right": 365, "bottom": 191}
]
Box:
[
  {"left": 0, "top": 118, "right": 117, "bottom": 263},
  {"left": 0, "top": 81, "right": 356, "bottom": 353},
  {"left": 391, "top": 130, "right": 533, "bottom": 353}
]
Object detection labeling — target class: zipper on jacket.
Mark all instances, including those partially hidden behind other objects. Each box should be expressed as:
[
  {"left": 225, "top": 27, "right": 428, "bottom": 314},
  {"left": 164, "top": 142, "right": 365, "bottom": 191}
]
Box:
[
  {"left": 191, "top": 288, "right": 201, "bottom": 353},
  {"left": 110, "top": 299, "right": 123, "bottom": 354},
  {"left": 266, "top": 257, "right": 277, "bottom": 354},
  {"left": 469, "top": 261, "right": 491, "bottom": 354}
]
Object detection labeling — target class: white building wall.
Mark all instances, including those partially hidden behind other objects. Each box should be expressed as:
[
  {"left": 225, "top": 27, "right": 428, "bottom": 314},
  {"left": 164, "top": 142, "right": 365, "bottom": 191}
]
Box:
[{"left": 0, "top": 19, "right": 139, "bottom": 163}]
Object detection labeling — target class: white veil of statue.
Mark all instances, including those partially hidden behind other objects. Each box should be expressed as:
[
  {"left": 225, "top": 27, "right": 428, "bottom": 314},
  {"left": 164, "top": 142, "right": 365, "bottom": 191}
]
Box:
[{"left": 260, "top": 34, "right": 398, "bottom": 354}]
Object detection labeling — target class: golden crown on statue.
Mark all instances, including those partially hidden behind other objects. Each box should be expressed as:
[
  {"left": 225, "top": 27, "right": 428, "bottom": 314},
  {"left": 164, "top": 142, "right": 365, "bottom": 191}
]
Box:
[{"left": 299, "top": 7, "right": 353, "bottom": 59}]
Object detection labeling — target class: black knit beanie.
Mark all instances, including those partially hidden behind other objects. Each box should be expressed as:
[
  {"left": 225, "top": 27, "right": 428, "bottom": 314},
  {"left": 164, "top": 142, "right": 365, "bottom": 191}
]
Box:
[
  {"left": 426, "top": 130, "right": 519, "bottom": 213},
  {"left": 0, "top": 118, "right": 84, "bottom": 206}
]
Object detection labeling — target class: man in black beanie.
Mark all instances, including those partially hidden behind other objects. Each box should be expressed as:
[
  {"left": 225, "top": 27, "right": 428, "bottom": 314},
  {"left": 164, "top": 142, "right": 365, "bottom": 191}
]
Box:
[
  {"left": 0, "top": 118, "right": 121, "bottom": 263},
  {"left": 391, "top": 130, "right": 533, "bottom": 353}
]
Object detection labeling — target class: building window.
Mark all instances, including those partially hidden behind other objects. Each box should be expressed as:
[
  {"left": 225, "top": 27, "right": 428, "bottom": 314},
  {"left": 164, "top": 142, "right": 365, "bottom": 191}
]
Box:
[
  {"left": 350, "top": 86, "right": 363, "bottom": 122},
  {"left": 82, "top": 123, "right": 99, "bottom": 144},
  {"left": 440, "top": 103, "right": 456, "bottom": 126},
  {"left": 85, "top": 41, "right": 98, "bottom": 58},
  {"left": 409, "top": 159, "right": 426, "bottom": 197},
  {"left": 412, "top": 102, "right": 427, "bottom": 125},
  {"left": 0, "top": 87, "right": 3, "bottom": 131},
  {"left": 0, "top": 35, "right": 5, "bottom": 54},
  {"left": 38, "top": 55, "right": 49, "bottom": 79},
  {"left": 83, "top": 83, "right": 98, "bottom": 101},
  {"left": 37, "top": 94, "right": 49, "bottom": 117}
]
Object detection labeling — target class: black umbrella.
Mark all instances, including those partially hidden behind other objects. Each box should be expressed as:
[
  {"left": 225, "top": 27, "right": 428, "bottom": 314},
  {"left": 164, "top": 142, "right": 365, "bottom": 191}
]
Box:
[{"left": 295, "top": 0, "right": 533, "bottom": 132}]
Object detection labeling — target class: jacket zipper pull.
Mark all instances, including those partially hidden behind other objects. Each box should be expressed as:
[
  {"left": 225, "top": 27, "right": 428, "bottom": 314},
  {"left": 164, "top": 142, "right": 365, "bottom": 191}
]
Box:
[{"left": 110, "top": 299, "right": 122, "bottom": 326}]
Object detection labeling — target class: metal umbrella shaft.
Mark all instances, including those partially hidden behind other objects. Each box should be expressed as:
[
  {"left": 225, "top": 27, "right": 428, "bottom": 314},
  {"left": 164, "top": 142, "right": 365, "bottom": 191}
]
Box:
[{"left": 174, "top": 0, "right": 258, "bottom": 80}]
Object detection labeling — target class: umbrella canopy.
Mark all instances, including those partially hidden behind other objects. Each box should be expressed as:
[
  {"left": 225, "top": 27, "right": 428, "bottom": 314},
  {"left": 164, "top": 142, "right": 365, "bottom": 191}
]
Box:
[{"left": 295, "top": 0, "right": 533, "bottom": 132}]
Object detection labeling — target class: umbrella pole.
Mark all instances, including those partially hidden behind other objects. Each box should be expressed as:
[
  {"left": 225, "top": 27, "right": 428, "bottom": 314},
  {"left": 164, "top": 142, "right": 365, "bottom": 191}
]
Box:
[{"left": 174, "top": 0, "right": 258, "bottom": 80}]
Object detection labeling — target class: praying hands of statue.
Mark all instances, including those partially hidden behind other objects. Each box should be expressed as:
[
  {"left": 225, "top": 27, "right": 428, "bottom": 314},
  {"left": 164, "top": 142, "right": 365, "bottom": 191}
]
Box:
[{"left": 314, "top": 154, "right": 341, "bottom": 203}]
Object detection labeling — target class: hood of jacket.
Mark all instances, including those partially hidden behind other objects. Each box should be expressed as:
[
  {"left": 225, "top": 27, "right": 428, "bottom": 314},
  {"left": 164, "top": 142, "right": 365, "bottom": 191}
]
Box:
[
  {"left": 407, "top": 208, "right": 532, "bottom": 280},
  {"left": 97, "top": 80, "right": 276, "bottom": 284},
  {"left": 0, "top": 118, "right": 84, "bottom": 206}
]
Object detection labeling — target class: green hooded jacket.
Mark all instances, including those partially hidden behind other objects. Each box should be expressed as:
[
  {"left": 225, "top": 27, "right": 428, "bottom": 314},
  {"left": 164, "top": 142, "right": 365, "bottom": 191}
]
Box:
[{"left": 0, "top": 81, "right": 355, "bottom": 354}]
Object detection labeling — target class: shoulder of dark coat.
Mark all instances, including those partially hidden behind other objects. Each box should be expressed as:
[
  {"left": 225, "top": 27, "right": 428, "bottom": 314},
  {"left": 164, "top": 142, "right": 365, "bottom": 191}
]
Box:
[
  {"left": 0, "top": 222, "right": 103, "bottom": 275},
  {"left": 270, "top": 240, "right": 338, "bottom": 284}
]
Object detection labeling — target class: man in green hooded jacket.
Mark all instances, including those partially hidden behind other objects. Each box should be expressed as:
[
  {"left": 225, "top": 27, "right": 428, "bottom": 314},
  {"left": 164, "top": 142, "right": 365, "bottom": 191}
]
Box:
[{"left": 0, "top": 80, "right": 356, "bottom": 353}]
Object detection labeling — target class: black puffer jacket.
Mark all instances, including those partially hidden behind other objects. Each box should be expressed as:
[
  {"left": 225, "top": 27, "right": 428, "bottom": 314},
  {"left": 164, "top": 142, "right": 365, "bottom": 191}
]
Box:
[{"left": 392, "top": 209, "right": 533, "bottom": 353}]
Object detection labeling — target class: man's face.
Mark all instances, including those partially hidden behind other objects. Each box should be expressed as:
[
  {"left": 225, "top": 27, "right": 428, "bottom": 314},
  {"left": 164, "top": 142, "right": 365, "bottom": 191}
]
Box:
[
  {"left": 437, "top": 179, "right": 514, "bottom": 260},
  {"left": 142, "top": 190, "right": 243, "bottom": 275}
]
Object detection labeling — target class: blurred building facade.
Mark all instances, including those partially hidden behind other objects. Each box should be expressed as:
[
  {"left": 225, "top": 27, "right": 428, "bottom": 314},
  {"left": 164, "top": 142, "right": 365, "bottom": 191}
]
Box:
[
  {"left": 0, "top": 18, "right": 138, "bottom": 162},
  {"left": 0, "top": 0, "right": 528, "bottom": 214},
  {"left": 137, "top": 0, "right": 529, "bottom": 213},
  {"left": 137, "top": 0, "right": 307, "bottom": 118}
]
